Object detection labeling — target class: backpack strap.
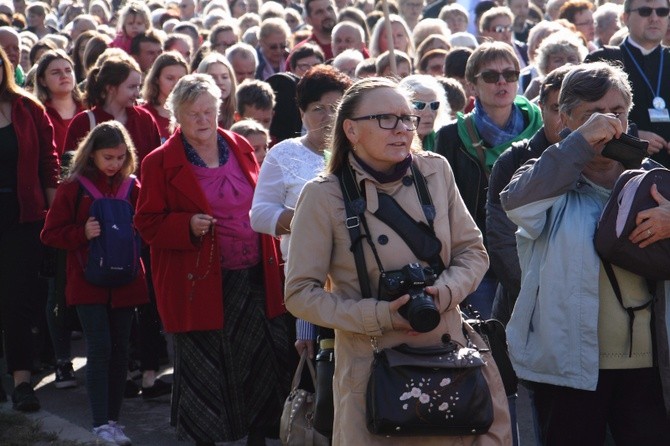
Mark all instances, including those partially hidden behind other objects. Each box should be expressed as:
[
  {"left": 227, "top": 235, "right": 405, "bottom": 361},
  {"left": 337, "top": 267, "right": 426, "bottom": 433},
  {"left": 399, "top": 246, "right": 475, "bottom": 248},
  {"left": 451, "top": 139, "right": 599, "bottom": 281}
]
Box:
[
  {"left": 601, "top": 260, "right": 654, "bottom": 358},
  {"left": 116, "top": 176, "right": 136, "bottom": 200},
  {"left": 77, "top": 176, "right": 103, "bottom": 200},
  {"left": 77, "top": 175, "right": 136, "bottom": 201},
  {"left": 85, "top": 110, "right": 96, "bottom": 131}
]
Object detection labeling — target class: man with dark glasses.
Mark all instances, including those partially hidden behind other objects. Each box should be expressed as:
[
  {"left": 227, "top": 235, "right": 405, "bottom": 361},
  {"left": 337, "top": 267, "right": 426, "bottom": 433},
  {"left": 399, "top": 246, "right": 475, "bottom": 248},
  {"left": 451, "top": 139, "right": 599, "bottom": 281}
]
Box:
[{"left": 587, "top": 0, "right": 670, "bottom": 168}]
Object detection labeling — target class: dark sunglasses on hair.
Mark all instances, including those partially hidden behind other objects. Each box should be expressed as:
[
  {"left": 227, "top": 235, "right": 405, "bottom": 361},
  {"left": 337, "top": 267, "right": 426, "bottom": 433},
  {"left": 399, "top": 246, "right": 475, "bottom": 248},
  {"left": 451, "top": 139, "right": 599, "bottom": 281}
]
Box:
[
  {"left": 476, "top": 70, "right": 520, "bottom": 84},
  {"left": 489, "top": 25, "right": 513, "bottom": 33},
  {"left": 413, "top": 100, "right": 440, "bottom": 111},
  {"left": 629, "top": 6, "right": 670, "bottom": 17}
]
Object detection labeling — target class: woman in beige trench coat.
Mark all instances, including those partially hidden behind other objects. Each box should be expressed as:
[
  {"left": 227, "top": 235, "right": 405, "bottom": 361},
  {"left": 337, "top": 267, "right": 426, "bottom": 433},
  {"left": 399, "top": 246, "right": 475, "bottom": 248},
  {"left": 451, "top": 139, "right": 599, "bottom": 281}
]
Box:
[{"left": 284, "top": 77, "right": 511, "bottom": 445}]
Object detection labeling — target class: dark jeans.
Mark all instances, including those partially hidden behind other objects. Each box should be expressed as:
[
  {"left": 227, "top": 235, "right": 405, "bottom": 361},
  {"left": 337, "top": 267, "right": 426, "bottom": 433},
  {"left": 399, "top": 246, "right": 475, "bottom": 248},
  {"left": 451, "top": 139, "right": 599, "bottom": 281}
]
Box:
[
  {"left": 134, "top": 249, "right": 167, "bottom": 372},
  {"left": 0, "top": 193, "right": 45, "bottom": 373},
  {"left": 527, "top": 368, "right": 670, "bottom": 446},
  {"left": 45, "top": 278, "right": 71, "bottom": 362},
  {"left": 76, "top": 304, "right": 134, "bottom": 427}
]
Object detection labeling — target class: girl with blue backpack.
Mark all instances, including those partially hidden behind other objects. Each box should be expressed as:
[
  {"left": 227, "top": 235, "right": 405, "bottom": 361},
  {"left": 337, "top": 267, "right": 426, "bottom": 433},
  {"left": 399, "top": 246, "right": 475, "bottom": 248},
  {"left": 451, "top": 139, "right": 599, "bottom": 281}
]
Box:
[{"left": 41, "top": 121, "right": 148, "bottom": 446}]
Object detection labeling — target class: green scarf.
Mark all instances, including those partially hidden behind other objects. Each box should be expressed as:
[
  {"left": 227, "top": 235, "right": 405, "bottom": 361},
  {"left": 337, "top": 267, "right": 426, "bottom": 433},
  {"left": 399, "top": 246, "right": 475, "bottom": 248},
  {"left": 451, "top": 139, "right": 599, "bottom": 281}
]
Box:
[
  {"left": 422, "top": 131, "right": 436, "bottom": 152},
  {"left": 456, "top": 95, "right": 542, "bottom": 172}
]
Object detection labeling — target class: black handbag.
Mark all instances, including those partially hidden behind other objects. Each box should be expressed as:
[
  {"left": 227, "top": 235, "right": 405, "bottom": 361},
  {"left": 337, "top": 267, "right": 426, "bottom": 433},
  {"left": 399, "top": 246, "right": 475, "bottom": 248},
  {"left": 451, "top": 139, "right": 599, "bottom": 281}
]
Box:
[
  {"left": 366, "top": 341, "right": 494, "bottom": 436},
  {"left": 464, "top": 305, "right": 518, "bottom": 396}
]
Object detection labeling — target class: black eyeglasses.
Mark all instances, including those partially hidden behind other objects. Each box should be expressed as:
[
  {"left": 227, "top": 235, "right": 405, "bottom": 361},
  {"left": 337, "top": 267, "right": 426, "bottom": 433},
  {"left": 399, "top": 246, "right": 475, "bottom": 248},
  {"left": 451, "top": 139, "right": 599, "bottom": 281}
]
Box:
[
  {"left": 489, "top": 25, "right": 513, "bottom": 33},
  {"left": 476, "top": 70, "right": 520, "bottom": 84},
  {"left": 629, "top": 7, "right": 670, "bottom": 17},
  {"left": 350, "top": 113, "right": 421, "bottom": 130},
  {"left": 413, "top": 101, "right": 440, "bottom": 111}
]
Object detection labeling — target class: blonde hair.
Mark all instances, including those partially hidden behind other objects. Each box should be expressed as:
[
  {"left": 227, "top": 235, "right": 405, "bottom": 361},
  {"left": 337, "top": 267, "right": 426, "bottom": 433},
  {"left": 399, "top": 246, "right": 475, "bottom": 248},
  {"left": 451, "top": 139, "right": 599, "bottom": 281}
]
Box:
[
  {"left": 117, "top": 1, "right": 152, "bottom": 35},
  {"left": 196, "top": 52, "right": 237, "bottom": 129},
  {"left": 69, "top": 121, "right": 138, "bottom": 181}
]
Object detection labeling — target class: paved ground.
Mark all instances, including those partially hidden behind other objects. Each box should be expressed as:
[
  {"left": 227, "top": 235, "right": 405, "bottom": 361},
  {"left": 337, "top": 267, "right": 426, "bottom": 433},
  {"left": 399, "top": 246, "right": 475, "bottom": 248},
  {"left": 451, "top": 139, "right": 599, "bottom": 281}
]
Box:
[{"left": 0, "top": 335, "right": 536, "bottom": 445}]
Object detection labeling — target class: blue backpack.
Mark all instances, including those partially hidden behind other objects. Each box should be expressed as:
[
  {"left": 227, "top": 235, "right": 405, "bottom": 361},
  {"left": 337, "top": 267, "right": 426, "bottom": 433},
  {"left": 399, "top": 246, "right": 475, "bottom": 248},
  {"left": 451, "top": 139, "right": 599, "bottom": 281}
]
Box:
[{"left": 78, "top": 175, "right": 141, "bottom": 287}]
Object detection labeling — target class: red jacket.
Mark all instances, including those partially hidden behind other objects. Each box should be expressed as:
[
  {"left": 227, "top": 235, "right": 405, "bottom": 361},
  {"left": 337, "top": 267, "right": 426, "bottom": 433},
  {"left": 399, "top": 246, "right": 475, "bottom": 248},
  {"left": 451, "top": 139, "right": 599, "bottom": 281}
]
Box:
[
  {"left": 41, "top": 171, "right": 149, "bottom": 308},
  {"left": 63, "top": 105, "right": 162, "bottom": 178},
  {"left": 45, "top": 102, "right": 84, "bottom": 156},
  {"left": 13, "top": 95, "right": 60, "bottom": 223},
  {"left": 138, "top": 103, "right": 171, "bottom": 142},
  {"left": 134, "top": 128, "right": 285, "bottom": 333}
]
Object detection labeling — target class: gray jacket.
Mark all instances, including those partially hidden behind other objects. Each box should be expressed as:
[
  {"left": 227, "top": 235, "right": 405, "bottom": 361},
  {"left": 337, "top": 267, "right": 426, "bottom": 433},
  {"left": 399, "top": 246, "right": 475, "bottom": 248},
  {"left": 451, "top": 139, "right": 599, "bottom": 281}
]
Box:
[{"left": 500, "top": 131, "right": 670, "bottom": 417}]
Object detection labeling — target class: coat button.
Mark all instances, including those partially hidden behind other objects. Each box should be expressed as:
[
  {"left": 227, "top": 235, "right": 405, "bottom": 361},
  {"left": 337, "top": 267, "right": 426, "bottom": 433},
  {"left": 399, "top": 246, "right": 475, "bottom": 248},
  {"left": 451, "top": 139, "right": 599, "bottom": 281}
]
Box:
[
  {"left": 402, "top": 176, "right": 413, "bottom": 186},
  {"left": 378, "top": 235, "right": 388, "bottom": 245}
]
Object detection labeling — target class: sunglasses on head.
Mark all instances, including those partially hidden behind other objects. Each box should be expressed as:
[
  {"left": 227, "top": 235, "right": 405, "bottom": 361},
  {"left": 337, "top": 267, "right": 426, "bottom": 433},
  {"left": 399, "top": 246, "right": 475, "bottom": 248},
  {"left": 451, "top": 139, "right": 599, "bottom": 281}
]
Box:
[
  {"left": 629, "top": 6, "right": 670, "bottom": 17},
  {"left": 476, "top": 70, "right": 520, "bottom": 84},
  {"left": 489, "top": 25, "right": 513, "bottom": 33},
  {"left": 413, "top": 100, "right": 440, "bottom": 111}
]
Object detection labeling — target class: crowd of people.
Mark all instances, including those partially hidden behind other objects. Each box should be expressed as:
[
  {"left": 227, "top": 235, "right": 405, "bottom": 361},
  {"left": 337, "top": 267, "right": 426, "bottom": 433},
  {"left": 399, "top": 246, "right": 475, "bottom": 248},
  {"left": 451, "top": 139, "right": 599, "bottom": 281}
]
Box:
[{"left": 1, "top": 0, "right": 670, "bottom": 445}]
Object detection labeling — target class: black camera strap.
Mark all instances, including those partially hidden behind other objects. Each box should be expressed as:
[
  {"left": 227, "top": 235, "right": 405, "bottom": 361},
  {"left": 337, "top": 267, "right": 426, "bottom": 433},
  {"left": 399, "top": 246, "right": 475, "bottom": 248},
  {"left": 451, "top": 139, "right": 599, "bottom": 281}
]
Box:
[
  {"left": 338, "top": 163, "right": 374, "bottom": 299},
  {"left": 337, "top": 161, "right": 445, "bottom": 299}
]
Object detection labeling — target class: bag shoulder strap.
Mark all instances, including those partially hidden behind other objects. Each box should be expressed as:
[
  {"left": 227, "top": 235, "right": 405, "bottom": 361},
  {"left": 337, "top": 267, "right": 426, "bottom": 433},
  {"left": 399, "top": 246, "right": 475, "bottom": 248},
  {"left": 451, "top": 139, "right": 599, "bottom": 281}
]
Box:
[
  {"left": 337, "top": 164, "right": 373, "bottom": 299},
  {"left": 116, "top": 176, "right": 136, "bottom": 201},
  {"left": 464, "top": 114, "right": 490, "bottom": 179},
  {"left": 77, "top": 175, "right": 135, "bottom": 202},
  {"left": 601, "top": 259, "right": 654, "bottom": 358},
  {"left": 77, "top": 176, "right": 103, "bottom": 200},
  {"left": 85, "top": 110, "right": 96, "bottom": 131}
]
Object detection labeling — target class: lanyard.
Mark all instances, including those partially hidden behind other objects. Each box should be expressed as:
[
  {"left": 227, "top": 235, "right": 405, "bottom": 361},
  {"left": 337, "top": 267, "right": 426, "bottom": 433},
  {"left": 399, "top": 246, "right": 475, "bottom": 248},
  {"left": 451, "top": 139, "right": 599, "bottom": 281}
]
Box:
[{"left": 623, "top": 41, "right": 664, "bottom": 108}]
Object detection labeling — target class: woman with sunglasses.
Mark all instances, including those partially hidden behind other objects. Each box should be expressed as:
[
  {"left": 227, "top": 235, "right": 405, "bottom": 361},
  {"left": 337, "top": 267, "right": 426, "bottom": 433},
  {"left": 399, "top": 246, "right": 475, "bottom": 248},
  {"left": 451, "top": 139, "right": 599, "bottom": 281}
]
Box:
[
  {"left": 399, "top": 75, "right": 450, "bottom": 152},
  {"left": 435, "top": 41, "right": 542, "bottom": 320},
  {"left": 284, "top": 77, "right": 512, "bottom": 445}
]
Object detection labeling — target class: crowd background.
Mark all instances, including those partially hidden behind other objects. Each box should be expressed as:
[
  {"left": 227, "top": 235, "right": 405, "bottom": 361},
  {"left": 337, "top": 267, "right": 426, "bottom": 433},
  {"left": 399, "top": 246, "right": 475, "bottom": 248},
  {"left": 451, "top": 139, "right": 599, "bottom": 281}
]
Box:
[{"left": 1, "top": 0, "right": 670, "bottom": 444}]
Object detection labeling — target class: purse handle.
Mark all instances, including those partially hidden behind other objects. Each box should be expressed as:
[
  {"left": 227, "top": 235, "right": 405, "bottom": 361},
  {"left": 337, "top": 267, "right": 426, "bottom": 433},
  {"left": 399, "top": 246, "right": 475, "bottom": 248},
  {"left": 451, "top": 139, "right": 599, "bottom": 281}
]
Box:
[{"left": 291, "top": 350, "right": 318, "bottom": 391}]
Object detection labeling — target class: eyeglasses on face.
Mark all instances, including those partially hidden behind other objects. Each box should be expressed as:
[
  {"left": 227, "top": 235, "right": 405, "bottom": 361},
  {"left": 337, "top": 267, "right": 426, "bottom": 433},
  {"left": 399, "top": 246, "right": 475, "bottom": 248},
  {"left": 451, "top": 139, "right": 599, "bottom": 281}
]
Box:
[
  {"left": 628, "top": 6, "right": 670, "bottom": 17},
  {"left": 267, "top": 42, "right": 289, "bottom": 51},
  {"left": 413, "top": 100, "right": 440, "bottom": 111},
  {"left": 350, "top": 113, "right": 421, "bottom": 130},
  {"left": 489, "top": 25, "right": 513, "bottom": 33},
  {"left": 476, "top": 69, "right": 520, "bottom": 84}
]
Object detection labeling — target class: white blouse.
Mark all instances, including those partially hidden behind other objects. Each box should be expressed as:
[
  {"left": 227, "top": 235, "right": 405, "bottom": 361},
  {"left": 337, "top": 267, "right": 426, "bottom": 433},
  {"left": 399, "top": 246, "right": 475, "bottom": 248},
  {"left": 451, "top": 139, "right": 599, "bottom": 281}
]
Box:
[{"left": 250, "top": 137, "right": 325, "bottom": 260}]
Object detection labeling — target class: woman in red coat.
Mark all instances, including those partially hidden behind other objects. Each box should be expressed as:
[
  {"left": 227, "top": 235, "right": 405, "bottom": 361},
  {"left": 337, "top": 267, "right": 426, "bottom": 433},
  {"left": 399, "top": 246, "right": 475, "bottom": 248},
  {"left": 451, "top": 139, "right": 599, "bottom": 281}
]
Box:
[
  {"left": 41, "top": 121, "right": 148, "bottom": 445},
  {"left": 0, "top": 46, "right": 60, "bottom": 412},
  {"left": 135, "top": 74, "right": 289, "bottom": 445},
  {"left": 63, "top": 54, "right": 161, "bottom": 177}
]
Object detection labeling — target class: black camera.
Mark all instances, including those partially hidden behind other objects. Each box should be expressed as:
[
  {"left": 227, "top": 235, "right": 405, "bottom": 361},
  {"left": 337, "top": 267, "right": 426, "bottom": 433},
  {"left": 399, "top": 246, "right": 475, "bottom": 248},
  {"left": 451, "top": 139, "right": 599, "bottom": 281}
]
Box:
[{"left": 379, "top": 263, "right": 441, "bottom": 333}]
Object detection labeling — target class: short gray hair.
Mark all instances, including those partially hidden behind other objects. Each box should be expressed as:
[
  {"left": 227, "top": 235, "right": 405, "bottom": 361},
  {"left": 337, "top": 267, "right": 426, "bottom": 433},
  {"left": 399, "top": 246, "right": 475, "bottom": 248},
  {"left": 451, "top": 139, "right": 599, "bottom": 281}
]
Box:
[
  {"left": 166, "top": 74, "right": 222, "bottom": 131},
  {"left": 559, "top": 62, "right": 633, "bottom": 116}
]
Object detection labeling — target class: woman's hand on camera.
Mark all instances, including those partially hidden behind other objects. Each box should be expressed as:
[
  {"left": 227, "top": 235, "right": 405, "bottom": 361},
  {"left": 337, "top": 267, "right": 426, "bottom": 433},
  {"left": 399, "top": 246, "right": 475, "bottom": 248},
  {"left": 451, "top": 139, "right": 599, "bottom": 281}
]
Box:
[
  {"left": 295, "top": 339, "right": 315, "bottom": 359},
  {"left": 575, "top": 113, "right": 624, "bottom": 153},
  {"left": 389, "top": 294, "right": 413, "bottom": 332}
]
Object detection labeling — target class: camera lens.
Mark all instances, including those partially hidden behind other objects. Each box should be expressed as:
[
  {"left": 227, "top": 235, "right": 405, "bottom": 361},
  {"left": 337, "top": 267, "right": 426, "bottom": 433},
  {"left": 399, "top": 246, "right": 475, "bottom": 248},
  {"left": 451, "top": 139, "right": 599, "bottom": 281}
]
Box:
[{"left": 406, "top": 292, "right": 440, "bottom": 333}]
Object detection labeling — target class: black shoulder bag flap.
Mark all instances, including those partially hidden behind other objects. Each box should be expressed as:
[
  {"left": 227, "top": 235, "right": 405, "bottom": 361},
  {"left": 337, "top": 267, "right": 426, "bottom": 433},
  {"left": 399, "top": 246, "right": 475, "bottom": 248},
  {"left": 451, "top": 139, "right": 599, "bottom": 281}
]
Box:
[{"left": 366, "top": 341, "right": 494, "bottom": 436}]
